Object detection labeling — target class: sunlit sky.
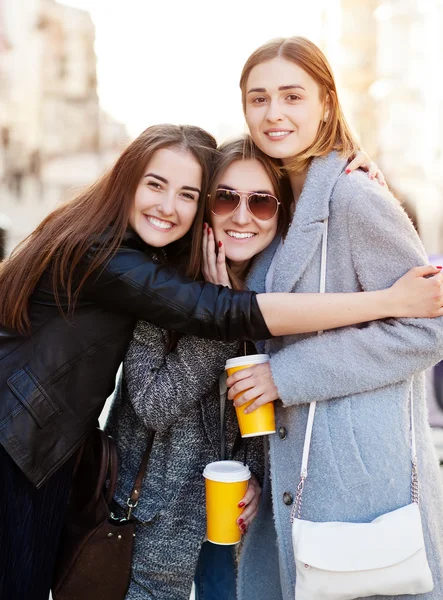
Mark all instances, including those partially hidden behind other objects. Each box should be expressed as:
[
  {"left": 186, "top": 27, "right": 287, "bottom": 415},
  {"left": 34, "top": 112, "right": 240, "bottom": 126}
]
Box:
[{"left": 58, "top": 0, "right": 338, "bottom": 141}]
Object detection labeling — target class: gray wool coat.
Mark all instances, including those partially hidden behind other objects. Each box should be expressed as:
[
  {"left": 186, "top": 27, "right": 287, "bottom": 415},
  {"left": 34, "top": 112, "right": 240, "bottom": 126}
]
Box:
[
  {"left": 237, "top": 151, "right": 443, "bottom": 600},
  {"left": 105, "top": 322, "right": 263, "bottom": 600}
]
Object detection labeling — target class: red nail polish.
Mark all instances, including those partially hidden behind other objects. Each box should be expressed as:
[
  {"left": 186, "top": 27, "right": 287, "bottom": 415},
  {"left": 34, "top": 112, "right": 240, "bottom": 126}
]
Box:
[
  {"left": 238, "top": 518, "right": 244, "bottom": 525},
  {"left": 345, "top": 168, "right": 351, "bottom": 174},
  {"left": 437, "top": 266, "right": 442, "bottom": 269},
  {"left": 207, "top": 227, "right": 211, "bottom": 234},
  {"left": 218, "top": 241, "right": 222, "bottom": 247},
  {"left": 203, "top": 222, "right": 207, "bottom": 230},
  {"left": 238, "top": 501, "right": 245, "bottom": 508}
]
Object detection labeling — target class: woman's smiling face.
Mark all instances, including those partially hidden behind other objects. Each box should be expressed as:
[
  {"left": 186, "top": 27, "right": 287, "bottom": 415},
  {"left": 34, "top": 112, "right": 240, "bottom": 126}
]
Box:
[
  {"left": 129, "top": 147, "right": 202, "bottom": 247},
  {"left": 244, "top": 57, "right": 327, "bottom": 162},
  {"left": 210, "top": 158, "right": 279, "bottom": 266}
]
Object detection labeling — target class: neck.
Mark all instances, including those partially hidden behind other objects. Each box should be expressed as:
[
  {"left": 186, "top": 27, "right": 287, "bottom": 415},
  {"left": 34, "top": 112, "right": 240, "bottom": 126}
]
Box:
[
  {"left": 286, "top": 168, "right": 308, "bottom": 207},
  {"left": 230, "top": 259, "right": 251, "bottom": 281}
]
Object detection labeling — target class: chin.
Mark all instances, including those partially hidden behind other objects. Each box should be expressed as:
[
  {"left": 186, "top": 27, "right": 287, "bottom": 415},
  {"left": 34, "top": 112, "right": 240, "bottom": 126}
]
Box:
[
  {"left": 227, "top": 249, "right": 255, "bottom": 263},
  {"left": 138, "top": 231, "right": 175, "bottom": 248},
  {"left": 253, "top": 143, "right": 291, "bottom": 161}
]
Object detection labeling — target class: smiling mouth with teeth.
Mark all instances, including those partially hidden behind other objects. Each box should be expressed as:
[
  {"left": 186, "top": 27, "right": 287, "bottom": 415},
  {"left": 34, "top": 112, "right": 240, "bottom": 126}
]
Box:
[
  {"left": 146, "top": 216, "right": 174, "bottom": 230},
  {"left": 226, "top": 231, "right": 256, "bottom": 240},
  {"left": 266, "top": 131, "right": 292, "bottom": 138}
]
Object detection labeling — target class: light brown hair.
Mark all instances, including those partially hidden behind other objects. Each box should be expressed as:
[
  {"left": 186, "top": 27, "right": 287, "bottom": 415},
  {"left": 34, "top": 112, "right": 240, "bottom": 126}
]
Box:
[
  {"left": 207, "top": 135, "right": 292, "bottom": 289},
  {"left": 240, "top": 36, "right": 360, "bottom": 173},
  {"left": 0, "top": 124, "right": 217, "bottom": 334}
]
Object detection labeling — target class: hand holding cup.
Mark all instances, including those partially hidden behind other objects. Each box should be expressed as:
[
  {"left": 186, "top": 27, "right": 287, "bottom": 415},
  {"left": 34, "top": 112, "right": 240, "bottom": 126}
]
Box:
[
  {"left": 237, "top": 474, "right": 262, "bottom": 534},
  {"left": 227, "top": 361, "right": 279, "bottom": 414},
  {"left": 225, "top": 355, "right": 276, "bottom": 437}
]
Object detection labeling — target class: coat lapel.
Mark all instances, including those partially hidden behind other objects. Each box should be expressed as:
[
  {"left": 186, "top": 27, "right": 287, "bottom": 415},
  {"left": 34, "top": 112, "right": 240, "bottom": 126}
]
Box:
[
  {"left": 246, "top": 233, "right": 281, "bottom": 293},
  {"left": 271, "top": 152, "right": 348, "bottom": 293}
]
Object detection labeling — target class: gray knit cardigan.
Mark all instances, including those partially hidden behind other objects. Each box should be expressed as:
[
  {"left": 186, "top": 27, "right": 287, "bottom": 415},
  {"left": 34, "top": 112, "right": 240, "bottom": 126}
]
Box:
[{"left": 105, "top": 321, "right": 264, "bottom": 600}]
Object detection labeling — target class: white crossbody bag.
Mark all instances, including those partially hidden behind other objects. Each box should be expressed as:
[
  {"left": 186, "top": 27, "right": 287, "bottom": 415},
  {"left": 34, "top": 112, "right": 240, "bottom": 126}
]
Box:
[{"left": 291, "top": 218, "right": 434, "bottom": 600}]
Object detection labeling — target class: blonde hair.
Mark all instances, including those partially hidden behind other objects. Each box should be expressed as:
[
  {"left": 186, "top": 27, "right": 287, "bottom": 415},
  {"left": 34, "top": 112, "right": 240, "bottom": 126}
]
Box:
[{"left": 240, "top": 36, "right": 360, "bottom": 173}]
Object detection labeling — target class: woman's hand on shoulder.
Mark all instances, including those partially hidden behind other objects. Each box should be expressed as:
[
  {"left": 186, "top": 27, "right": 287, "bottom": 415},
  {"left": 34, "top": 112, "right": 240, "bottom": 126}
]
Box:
[
  {"left": 346, "top": 150, "right": 387, "bottom": 187},
  {"left": 386, "top": 265, "right": 443, "bottom": 318},
  {"left": 237, "top": 474, "right": 261, "bottom": 534},
  {"left": 202, "top": 223, "right": 232, "bottom": 288},
  {"left": 226, "top": 362, "right": 279, "bottom": 412}
]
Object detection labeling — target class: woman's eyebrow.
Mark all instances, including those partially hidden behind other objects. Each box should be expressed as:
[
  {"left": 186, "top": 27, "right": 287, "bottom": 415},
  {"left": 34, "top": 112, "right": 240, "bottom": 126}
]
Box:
[
  {"left": 183, "top": 186, "right": 201, "bottom": 194},
  {"left": 279, "top": 84, "right": 305, "bottom": 92},
  {"left": 144, "top": 173, "right": 200, "bottom": 194},
  {"left": 217, "top": 184, "right": 275, "bottom": 195},
  {"left": 247, "top": 84, "right": 305, "bottom": 94},
  {"left": 144, "top": 172, "right": 167, "bottom": 183}
]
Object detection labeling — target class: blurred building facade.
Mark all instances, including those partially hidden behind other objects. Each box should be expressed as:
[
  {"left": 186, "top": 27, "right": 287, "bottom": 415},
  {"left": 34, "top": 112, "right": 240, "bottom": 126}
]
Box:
[
  {"left": 1, "top": 0, "right": 442, "bottom": 257},
  {"left": 0, "top": 0, "right": 129, "bottom": 255},
  {"left": 337, "top": 0, "right": 443, "bottom": 256}
]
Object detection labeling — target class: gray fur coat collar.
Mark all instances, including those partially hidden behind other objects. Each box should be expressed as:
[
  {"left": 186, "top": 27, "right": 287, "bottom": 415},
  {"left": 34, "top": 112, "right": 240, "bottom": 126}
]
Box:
[{"left": 247, "top": 151, "right": 347, "bottom": 294}]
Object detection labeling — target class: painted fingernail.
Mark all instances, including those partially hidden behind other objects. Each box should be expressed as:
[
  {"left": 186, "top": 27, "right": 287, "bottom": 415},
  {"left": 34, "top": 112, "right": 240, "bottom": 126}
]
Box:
[
  {"left": 381, "top": 182, "right": 385, "bottom": 186},
  {"left": 207, "top": 227, "right": 211, "bottom": 234},
  {"left": 203, "top": 222, "right": 207, "bottom": 230},
  {"left": 218, "top": 241, "right": 222, "bottom": 247},
  {"left": 238, "top": 502, "right": 245, "bottom": 508},
  {"left": 437, "top": 266, "right": 442, "bottom": 269},
  {"left": 238, "top": 518, "right": 244, "bottom": 524},
  {"left": 345, "top": 168, "right": 351, "bottom": 174}
]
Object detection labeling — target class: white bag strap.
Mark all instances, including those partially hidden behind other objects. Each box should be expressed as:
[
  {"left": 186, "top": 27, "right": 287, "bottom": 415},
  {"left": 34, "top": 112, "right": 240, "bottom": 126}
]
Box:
[{"left": 290, "top": 218, "right": 419, "bottom": 523}]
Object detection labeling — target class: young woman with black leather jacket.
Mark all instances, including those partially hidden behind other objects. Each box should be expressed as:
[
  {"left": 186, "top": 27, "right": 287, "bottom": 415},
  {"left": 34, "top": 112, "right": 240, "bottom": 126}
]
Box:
[{"left": 0, "top": 123, "right": 441, "bottom": 600}]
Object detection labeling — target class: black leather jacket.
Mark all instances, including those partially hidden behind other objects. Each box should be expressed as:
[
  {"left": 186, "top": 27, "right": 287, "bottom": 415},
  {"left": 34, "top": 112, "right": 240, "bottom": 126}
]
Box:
[{"left": 0, "top": 231, "right": 270, "bottom": 487}]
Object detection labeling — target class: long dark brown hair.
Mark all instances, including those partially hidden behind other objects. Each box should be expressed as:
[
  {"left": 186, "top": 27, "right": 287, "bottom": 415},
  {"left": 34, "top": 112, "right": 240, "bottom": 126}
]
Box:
[
  {"left": 0, "top": 124, "right": 218, "bottom": 334},
  {"left": 207, "top": 135, "right": 292, "bottom": 289}
]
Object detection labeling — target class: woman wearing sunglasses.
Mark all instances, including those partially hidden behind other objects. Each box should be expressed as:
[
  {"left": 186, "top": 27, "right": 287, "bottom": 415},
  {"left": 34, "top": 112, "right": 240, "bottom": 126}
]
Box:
[
  {"left": 219, "top": 37, "right": 443, "bottom": 600},
  {"left": 106, "top": 134, "right": 443, "bottom": 600}
]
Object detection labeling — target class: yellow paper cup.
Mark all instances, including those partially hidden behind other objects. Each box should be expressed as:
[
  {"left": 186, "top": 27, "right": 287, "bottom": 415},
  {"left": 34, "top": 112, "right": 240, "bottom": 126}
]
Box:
[
  {"left": 203, "top": 461, "right": 251, "bottom": 545},
  {"left": 225, "top": 354, "right": 276, "bottom": 438}
]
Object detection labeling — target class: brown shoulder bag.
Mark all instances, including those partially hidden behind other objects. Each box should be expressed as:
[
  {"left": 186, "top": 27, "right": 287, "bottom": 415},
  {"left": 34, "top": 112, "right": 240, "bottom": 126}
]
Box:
[{"left": 52, "top": 427, "right": 154, "bottom": 600}]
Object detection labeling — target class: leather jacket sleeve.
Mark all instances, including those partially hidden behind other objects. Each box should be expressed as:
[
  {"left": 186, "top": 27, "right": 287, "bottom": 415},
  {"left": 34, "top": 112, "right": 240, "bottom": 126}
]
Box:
[{"left": 82, "top": 244, "right": 271, "bottom": 342}]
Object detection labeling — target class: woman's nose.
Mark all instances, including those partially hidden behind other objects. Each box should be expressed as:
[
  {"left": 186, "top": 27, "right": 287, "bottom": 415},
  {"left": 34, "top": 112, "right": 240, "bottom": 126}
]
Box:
[
  {"left": 158, "top": 193, "right": 176, "bottom": 216},
  {"left": 231, "top": 196, "right": 252, "bottom": 225},
  {"left": 266, "top": 100, "right": 284, "bottom": 123}
]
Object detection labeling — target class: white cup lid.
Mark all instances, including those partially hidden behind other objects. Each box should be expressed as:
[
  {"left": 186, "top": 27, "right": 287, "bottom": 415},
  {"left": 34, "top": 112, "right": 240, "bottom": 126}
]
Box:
[
  {"left": 225, "top": 354, "right": 270, "bottom": 370},
  {"left": 203, "top": 460, "right": 251, "bottom": 483}
]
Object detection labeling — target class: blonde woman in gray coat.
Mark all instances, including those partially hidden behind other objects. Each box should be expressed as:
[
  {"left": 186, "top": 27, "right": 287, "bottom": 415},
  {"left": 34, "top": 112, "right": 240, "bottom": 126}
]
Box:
[{"left": 223, "top": 37, "right": 443, "bottom": 600}]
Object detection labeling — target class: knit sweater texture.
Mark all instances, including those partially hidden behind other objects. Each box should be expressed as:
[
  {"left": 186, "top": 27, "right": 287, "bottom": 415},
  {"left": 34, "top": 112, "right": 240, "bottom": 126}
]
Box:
[{"left": 106, "top": 321, "right": 264, "bottom": 600}]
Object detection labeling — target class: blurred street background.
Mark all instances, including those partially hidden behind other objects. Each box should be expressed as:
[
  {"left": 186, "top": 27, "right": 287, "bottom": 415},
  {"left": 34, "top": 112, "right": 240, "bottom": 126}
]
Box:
[{"left": 1, "top": 0, "right": 443, "bottom": 258}]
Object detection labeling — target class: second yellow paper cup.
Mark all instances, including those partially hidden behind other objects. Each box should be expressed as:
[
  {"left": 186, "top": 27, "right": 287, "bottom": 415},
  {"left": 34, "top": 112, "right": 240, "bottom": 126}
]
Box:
[
  {"left": 225, "top": 354, "right": 276, "bottom": 438},
  {"left": 203, "top": 460, "right": 251, "bottom": 545}
]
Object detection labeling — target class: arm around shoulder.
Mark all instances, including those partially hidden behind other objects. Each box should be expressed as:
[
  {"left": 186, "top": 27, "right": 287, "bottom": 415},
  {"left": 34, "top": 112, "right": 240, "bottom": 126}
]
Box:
[{"left": 82, "top": 244, "right": 271, "bottom": 342}]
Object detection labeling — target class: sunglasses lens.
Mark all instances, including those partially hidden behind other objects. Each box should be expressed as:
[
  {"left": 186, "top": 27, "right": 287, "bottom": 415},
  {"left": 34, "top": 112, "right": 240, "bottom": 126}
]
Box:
[
  {"left": 249, "top": 194, "right": 278, "bottom": 220},
  {"left": 213, "top": 190, "right": 240, "bottom": 215}
]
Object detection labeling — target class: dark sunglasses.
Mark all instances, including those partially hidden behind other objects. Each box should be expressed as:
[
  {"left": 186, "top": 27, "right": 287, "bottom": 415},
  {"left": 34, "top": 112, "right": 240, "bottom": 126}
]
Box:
[{"left": 210, "top": 188, "right": 280, "bottom": 221}]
